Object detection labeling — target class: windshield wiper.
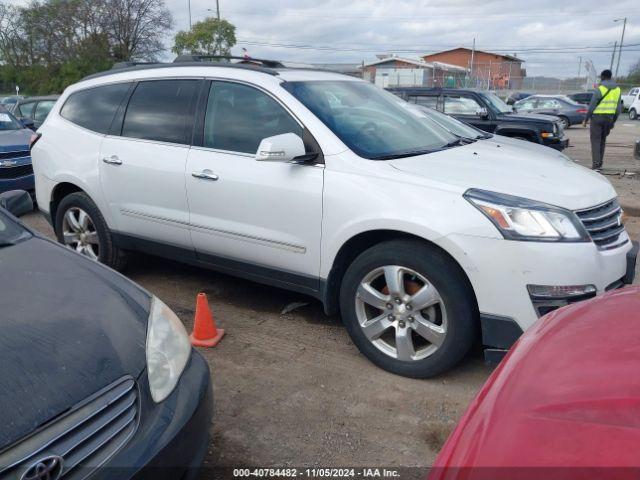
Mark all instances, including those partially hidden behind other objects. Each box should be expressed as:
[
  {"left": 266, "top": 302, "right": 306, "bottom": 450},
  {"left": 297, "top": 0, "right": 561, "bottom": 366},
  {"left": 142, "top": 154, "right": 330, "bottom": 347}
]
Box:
[
  {"left": 443, "top": 138, "right": 466, "bottom": 148},
  {"left": 372, "top": 149, "right": 436, "bottom": 160}
]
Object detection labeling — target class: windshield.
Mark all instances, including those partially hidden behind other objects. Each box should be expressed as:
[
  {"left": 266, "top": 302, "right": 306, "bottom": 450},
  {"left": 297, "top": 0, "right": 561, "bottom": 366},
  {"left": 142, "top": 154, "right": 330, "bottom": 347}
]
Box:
[
  {"left": 480, "top": 92, "right": 513, "bottom": 114},
  {"left": 283, "top": 80, "right": 457, "bottom": 159},
  {"left": 415, "top": 105, "right": 489, "bottom": 139},
  {"left": 0, "top": 210, "right": 28, "bottom": 246},
  {"left": 0, "top": 111, "right": 23, "bottom": 131}
]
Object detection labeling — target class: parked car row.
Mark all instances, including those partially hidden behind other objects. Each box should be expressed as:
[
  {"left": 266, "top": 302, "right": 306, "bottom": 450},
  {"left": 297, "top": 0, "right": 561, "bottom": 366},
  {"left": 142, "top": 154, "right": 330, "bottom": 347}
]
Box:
[{"left": 389, "top": 87, "right": 569, "bottom": 149}]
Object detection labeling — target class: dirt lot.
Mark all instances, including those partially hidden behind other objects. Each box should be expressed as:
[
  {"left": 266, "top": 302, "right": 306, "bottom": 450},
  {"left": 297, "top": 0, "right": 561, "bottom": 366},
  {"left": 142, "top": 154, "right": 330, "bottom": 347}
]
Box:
[{"left": 21, "top": 121, "right": 640, "bottom": 477}]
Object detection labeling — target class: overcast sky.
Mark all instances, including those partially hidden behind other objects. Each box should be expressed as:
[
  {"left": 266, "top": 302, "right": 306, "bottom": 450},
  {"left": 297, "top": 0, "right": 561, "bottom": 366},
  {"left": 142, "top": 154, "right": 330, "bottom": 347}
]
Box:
[
  {"left": 6, "top": 0, "right": 640, "bottom": 78},
  {"left": 164, "top": 0, "right": 640, "bottom": 78}
]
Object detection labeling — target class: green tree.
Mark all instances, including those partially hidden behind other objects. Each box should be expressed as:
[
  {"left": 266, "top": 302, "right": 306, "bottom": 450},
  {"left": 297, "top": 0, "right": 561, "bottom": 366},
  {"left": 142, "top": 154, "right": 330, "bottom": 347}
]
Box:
[{"left": 172, "top": 17, "right": 236, "bottom": 57}]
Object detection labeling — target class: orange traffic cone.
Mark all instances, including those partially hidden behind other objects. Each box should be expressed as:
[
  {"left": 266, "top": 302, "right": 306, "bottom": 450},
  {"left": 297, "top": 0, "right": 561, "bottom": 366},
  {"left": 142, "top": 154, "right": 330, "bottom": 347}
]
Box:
[{"left": 190, "top": 293, "right": 225, "bottom": 347}]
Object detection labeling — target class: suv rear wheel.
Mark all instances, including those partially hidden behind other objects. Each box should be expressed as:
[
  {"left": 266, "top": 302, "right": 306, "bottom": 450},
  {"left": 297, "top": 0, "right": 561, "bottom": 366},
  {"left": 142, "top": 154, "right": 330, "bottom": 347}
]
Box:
[
  {"left": 339, "top": 239, "right": 477, "bottom": 378},
  {"left": 55, "top": 192, "right": 127, "bottom": 271}
]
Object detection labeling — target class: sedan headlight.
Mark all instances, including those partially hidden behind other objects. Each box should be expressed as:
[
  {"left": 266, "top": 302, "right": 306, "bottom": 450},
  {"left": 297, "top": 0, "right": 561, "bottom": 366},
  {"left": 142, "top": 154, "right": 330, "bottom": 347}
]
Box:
[
  {"left": 146, "top": 296, "right": 191, "bottom": 403},
  {"left": 464, "top": 189, "right": 589, "bottom": 242}
]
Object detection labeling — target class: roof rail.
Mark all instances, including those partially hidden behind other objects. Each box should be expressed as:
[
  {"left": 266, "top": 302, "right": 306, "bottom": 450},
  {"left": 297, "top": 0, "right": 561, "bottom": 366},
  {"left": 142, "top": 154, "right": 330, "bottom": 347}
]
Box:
[
  {"left": 111, "top": 61, "right": 160, "bottom": 70},
  {"left": 173, "top": 54, "right": 285, "bottom": 69}
]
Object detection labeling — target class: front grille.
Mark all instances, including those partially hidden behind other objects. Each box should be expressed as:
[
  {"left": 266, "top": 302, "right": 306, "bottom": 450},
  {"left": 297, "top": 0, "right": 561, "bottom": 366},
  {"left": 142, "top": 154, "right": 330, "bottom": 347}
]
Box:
[
  {"left": 0, "top": 164, "right": 33, "bottom": 179},
  {"left": 575, "top": 198, "right": 627, "bottom": 250},
  {"left": 0, "top": 150, "right": 29, "bottom": 161},
  {"left": 0, "top": 377, "right": 138, "bottom": 480}
]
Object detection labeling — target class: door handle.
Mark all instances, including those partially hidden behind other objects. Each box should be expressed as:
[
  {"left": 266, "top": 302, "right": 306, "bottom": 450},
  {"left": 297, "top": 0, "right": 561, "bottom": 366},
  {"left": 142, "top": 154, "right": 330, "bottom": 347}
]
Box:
[
  {"left": 192, "top": 169, "right": 219, "bottom": 181},
  {"left": 102, "top": 155, "right": 122, "bottom": 165}
]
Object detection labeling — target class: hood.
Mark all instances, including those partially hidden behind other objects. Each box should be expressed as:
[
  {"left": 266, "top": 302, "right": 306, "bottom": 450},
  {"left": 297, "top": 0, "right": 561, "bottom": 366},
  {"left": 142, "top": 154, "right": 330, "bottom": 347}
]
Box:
[
  {"left": 0, "top": 128, "right": 31, "bottom": 148},
  {"left": 499, "top": 111, "right": 558, "bottom": 124},
  {"left": 0, "top": 236, "right": 150, "bottom": 449},
  {"left": 430, "top": 288, "right": 640, "bottom": 473},
  {"left": 389, "top": 139, "right": 616, "bottom": 210}
]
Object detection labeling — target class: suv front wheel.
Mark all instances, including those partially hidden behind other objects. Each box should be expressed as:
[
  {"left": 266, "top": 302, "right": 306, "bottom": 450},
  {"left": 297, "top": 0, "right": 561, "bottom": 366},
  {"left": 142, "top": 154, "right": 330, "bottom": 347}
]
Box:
[
  {"left": 340, "top": 239, "right": 477, "bottom": 378},
  {"left": 55, "top": 192, "right": 127, "bottom": 271}
]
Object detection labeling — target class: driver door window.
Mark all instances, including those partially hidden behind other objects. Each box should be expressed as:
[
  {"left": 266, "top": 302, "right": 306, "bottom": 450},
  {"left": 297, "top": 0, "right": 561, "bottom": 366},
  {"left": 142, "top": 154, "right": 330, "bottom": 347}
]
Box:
[{"left": 203, "top": 82, "right": 303, "bottom": 154}]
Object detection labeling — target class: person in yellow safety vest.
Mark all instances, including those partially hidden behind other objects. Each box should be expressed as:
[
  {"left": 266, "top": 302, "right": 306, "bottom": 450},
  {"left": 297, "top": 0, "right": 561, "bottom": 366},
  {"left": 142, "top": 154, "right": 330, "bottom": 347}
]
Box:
[{"left": 582, "top": 69, "right": 622, "bottom": 171}]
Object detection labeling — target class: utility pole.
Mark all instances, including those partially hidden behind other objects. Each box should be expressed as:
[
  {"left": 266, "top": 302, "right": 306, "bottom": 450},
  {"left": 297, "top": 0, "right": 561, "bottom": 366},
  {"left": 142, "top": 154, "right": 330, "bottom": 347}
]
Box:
[
  {"left": 215, "top": 0, "right": 220, "bottom": 20},
  {"left": 188, "top": 0, "right": 192, "bottom": 28},
  {"left": 469, "top": 38, "right": 475, "bottom": 88},
  {"left": 610, "top": 41, "right": 617, "bottom": 70},
  {"left": 614, "top": 17, "right": 627, "bottom": 78},
  {"left": 577, "top": 56, "right": 582, "bottom": 82}
]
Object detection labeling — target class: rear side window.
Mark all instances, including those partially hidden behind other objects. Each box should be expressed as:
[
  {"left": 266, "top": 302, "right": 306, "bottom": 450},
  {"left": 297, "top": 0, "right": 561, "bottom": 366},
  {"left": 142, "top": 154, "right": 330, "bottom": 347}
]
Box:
[
  {"left": 203, "top": 82, "right": 302, "bottom": 154},
  {"left": 34, "top": 101, "right": 56, "bottom": 123},
  {"left": 122, "top": 80, "right": 199, "bottom": 145},
  {"left": 61, "top": 83, "right": 131, "bottom": 134},
  {"left": 409, "top": 95, "right": 439, "bottom": 109}
]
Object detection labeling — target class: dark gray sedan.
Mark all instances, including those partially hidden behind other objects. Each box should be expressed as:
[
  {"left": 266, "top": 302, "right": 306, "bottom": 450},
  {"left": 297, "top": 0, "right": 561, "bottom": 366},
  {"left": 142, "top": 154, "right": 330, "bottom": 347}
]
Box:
[{"left": 514, "top": 95, "right": 587, "bottom": 128}]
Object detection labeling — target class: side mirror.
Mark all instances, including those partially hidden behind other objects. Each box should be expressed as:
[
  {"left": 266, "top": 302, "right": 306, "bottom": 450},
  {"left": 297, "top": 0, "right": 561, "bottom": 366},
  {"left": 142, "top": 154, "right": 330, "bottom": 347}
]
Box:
[
  {"left": 20, "top": 118, "right": 35, "bottom": 130},
  {"left": 255, "top": 133, "right": 306, "bottom": 163},
  {"left": 0, "top": 190, "right": 33, "bottom": 217},
  {"left": 476, "top": 107, "right": 489, "bottom": 118}
]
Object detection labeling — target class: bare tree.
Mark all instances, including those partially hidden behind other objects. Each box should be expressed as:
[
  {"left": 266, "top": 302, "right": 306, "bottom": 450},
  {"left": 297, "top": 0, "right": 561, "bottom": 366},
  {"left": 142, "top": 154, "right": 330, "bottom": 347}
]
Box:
[{"left": 105, "top": 0, "right": 173, "bottom": 61}]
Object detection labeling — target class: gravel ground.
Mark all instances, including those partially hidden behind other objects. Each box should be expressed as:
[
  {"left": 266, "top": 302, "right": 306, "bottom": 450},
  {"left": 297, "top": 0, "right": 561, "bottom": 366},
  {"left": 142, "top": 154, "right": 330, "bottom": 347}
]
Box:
[{"left": 20, "top": 122, "right": 640, "bottom": 478}]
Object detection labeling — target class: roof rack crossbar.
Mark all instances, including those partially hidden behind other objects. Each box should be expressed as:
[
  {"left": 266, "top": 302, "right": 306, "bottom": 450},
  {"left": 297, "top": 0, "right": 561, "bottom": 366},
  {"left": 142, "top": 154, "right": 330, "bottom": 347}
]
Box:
[{"left": 173, "top": 54, "right": 285, "bottom": 68}]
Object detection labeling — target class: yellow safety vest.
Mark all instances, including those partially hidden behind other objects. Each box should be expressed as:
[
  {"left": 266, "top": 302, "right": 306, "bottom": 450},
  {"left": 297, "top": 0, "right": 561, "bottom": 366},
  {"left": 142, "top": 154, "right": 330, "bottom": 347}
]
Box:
[{"left": 593, "top": 85, "right": 621, "bottom": 115}]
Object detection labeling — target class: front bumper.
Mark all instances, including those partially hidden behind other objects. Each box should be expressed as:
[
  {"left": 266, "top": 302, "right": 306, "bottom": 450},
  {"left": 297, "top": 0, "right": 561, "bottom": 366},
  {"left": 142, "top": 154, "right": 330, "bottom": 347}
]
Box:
[
  {"left": 544, "top": 135, "right": 569, "bottom": 151},
  {"left": 93, "top": 349, "right": 213, "bottom": 480},
  {"left": 443, "top": 233, "right": 635, "bottom": 349},
  {"left": 0, "top": 173, "right": 34, "bottom": 195}
]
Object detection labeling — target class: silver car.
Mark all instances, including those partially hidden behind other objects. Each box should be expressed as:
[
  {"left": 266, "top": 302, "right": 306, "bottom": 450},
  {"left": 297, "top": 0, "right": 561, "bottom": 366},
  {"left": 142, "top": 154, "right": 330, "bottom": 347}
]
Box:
[{"left": 514, "top": 95, "right": 587, "bottom": 129}]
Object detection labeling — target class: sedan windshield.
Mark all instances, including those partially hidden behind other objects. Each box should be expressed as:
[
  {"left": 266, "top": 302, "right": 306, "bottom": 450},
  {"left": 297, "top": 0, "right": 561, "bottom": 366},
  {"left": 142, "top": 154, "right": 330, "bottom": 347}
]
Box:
[
  {"left": 480, "top": 92, "right": 513, "bottom": 114},
  {"left": 0, "top": 111, "right": 23, "bottom": 131},
  {"left": 0, "top": 211, "right": 29, "bottom": 246},
  {"left": 283, "top": 81, "right": 457, "bottom": 159}
]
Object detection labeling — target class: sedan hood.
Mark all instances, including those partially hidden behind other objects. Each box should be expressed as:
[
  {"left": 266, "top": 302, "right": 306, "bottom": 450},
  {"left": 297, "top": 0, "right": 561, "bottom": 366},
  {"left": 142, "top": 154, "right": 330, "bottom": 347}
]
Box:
[
  {"left": 0, "top": 128, "right": 31, "bottom": 147},
  {"left": 390, "top": 140, "right": 616, "bottom": 210},
  {"left": 501, "top": 111, "right": 558, "bottom": 124},
  {"left": 0, "top": 236, "right": 150, "bottom": 450}
]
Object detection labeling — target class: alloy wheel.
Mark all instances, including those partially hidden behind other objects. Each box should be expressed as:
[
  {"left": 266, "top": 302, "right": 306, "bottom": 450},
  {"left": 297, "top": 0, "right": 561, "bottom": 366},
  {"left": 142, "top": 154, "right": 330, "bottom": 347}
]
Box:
[
  {"left": 355, "top": 265, "right": 448, "bottom": 361},
  {"left": 61, "top": 207, "right": 100, "bottom": 260}
]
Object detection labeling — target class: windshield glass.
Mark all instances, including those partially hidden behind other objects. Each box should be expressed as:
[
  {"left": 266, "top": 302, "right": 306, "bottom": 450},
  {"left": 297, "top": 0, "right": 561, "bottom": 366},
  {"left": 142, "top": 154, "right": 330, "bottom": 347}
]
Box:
[
  {"left": 480, "top": 92, "right": 513, "bottom": 114},
  {"left": 0, "top": 210, "right": 28, "bottom": 246},
  {"left": 0, "top": 111, "right": 23, "bottom": 131},
  {"left": 416, "top": 105, "right": 489, "bottom": 139},
  {"left": 284, "top": 81, "right": 457, "bottom": 159}
]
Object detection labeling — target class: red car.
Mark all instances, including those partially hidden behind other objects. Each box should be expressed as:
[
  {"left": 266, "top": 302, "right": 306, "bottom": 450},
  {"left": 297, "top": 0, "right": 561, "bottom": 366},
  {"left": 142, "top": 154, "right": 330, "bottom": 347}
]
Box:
[{"left": 430, "top": 286, "right": 640, "bottom": 480}]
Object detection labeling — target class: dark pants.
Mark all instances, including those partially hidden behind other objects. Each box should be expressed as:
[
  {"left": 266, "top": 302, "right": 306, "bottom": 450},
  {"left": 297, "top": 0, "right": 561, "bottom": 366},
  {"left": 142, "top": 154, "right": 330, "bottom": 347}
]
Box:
[{"left": 589, "top": 115, "right": 615, "bottom": 169}]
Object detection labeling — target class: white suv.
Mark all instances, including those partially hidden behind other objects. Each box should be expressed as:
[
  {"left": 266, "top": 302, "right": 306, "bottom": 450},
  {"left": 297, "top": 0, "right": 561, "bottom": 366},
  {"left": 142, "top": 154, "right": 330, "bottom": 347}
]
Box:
[{"left": 32, "top": 57, "right": 638, "bottom": 377}]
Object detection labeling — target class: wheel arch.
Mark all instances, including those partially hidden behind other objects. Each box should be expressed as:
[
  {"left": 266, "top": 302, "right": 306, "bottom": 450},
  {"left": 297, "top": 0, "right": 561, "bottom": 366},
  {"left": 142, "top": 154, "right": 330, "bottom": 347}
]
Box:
[
  {"left": 50, "top": 182, "right": 86, "bottom": 226},
  {"left": 321, "top": 229, "right": 479, "bottom": 318}
]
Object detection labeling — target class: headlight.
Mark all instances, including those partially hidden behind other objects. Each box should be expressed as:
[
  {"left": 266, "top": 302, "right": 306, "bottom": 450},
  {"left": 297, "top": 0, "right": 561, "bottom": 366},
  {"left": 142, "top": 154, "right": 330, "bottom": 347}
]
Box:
[
  {"left": 464, "top": 189, "right": 589, "bottom": 242},
  {"left": 146, "top": 296, "right": 191, "bottom": 403}
]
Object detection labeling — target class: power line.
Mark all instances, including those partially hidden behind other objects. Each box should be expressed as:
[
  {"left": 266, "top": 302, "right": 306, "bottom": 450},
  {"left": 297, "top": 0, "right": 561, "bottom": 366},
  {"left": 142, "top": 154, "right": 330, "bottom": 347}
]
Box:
[
  {"left": 237, "top": 38, "right": 640, "bottom": 55},
  {"left": 224, "top": 9, "right": 638, "bottom": 20}
]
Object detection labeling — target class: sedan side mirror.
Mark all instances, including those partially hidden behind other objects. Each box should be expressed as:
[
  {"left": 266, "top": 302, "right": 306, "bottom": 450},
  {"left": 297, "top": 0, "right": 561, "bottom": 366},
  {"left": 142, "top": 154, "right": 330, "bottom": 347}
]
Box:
[
  {"left": 0, "top": 190, "right": 33, "bottom": 217},
  {"left": 20, "top": 118, "right": 35, "bottom": 130},
  {"left": 255, "top": 133, "right": 306, "bottom": 163},
  {"left": 476, "top": 107, "right": 489, "bottom": 118}
]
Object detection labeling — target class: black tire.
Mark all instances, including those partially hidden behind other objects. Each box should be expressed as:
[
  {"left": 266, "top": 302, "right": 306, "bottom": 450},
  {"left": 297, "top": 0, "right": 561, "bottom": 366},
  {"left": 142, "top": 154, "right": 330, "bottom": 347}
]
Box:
[
  {"left": 630, "top": 109, "right": 638, "bottom": 121},
  {"left": 54, "top": 192, "right": 128, "bottom": 271},
  {"left": 558, "top": 116, "right": 570, "bottom": 129},
  {"left": 339, "top": 239, "right": 478, "bottom": 378}
]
